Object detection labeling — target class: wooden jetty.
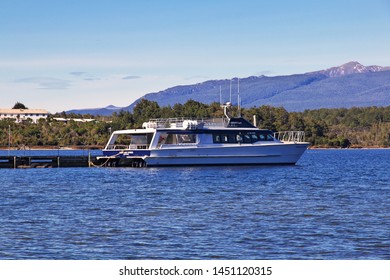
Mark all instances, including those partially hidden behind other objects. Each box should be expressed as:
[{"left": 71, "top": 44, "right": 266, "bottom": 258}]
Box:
[{"left": 0, "top": 155, "right": 101, "bottom": 168}]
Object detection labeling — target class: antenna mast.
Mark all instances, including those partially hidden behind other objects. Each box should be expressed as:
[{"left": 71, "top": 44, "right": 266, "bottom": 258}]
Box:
[
  {"left": 229, "top": 79, "right": 232, "bottom": 103},
  {"left": 237, "top": 78, "right": 241, "bottom": 117},
  {"left": 219, "top": 85, "right": 222, "bottom": 104}
]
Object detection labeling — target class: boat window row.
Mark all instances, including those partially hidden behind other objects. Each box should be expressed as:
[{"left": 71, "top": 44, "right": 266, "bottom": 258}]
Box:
[
  {"left": 107, "top": 131, "right": 275, "bottom": 150},
  {"left": 213, "top": 131, "right": 274, "bottom": 144}
]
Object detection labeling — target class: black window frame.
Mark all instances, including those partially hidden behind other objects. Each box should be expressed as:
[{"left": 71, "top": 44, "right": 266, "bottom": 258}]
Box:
[{"left": 212, "top": 131, "right": 275, "bottom": 144}]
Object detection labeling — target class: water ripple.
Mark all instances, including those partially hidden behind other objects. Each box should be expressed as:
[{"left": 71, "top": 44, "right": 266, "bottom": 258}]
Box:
[{"left": 0, "top": 149, "right": 389, "bottom": 259}]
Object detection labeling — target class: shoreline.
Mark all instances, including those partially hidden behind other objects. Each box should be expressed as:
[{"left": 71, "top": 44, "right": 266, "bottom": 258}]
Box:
[
  {"left": 0, "top": 145, "right": 389, "bottom": 151},
  {"left": 0, "top": 145, "right": 103, "bottom": 151},
  {"left": 308, "top": 146, "right": 390, "bottom": 150}
]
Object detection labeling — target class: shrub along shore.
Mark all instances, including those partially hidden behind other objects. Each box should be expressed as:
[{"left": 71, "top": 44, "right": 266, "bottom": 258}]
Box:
[{"left": 1, "top": 99, "right": 389, "bottom": 149}]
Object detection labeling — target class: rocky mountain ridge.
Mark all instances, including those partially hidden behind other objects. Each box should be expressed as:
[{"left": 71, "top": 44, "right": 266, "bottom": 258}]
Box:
[{"left": 67, "top": 61, "right": 390, "bottom": 115}]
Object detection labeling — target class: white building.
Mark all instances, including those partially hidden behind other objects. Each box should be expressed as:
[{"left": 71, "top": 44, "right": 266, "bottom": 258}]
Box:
[
  {"left": 0, "top": 108, "right": 50, "bottom": 123},
  {"left": 53, "top": 117, "right": 96, "bottom": 123}
]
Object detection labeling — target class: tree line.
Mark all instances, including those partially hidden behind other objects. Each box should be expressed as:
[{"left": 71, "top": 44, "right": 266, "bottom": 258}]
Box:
[{"left": 1, "top": 99, "right": 389, "bottom": 148}]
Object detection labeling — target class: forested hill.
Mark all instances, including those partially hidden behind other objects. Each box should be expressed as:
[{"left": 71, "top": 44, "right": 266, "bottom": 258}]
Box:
[
  {"left": 2, "top": 101, "right": 390, "bottom": 148},
  {"left": 68, "top": 61, "right": 390, "bottom": 115}
]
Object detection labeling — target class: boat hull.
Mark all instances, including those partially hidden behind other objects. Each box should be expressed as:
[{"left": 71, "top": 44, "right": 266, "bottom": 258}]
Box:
[{"left": 144, "top": 142, "right": 309, "bottom": 166}]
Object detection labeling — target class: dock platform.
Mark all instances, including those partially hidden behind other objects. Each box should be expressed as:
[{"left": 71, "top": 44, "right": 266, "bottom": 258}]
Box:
[{"left": 0, "top": 155, "right": 101, "bottom": 168}]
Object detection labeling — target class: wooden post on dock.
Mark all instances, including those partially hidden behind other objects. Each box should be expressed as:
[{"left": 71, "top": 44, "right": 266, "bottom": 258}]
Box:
[
  {"left": 13, "top": 156, "right": 16, "bottom": 169},
  {"left": 57, "top": 156, "right": 60, "bottom": 168},
  {"left": 88, "top": 152, "right": 91, "bottom": 167}
]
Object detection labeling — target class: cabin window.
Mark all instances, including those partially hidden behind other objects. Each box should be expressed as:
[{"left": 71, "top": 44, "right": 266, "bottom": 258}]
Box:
[
  {"left": 110, "top": 133, "right": 153, "bottom": 150},
  {"left": 212, "top": 133, "right": 238, "bottom": 144},
  {"left": 157, "top": 133, "right": 169, "bottom": 147},
  {"left": 213, "top": 135, "right": 221, "bottom": 143},
  {"left": 259, "top": 134, "right": 266, "bottom": 141},
  {"left": 165, "top": 134, "right": 175, "bottom": 144},
  {"left": 177, "top": 134, "right": 196, "bottom": 144},
  {"left": 252, "top": 132, "right": 274, "bottom": 142},
  {"left": 129, "top": 134, "right": 150, "bottom": 149},
  {"left": 158, "top": 133, "right": 197, "bottom": 147},
  {"left": 243, "top": 134, "right": 251, "bottom": 143},
  {"left": 111, "top": 134, "right": 131, "bottom": 149},
  {"left": 228, "top": 134, "right": 236, "bottom": 143}
]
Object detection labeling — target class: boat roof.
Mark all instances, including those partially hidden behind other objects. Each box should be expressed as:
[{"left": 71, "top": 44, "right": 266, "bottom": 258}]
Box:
[{"left": 111, "top": 117, "right": 266, "bottom": 135}]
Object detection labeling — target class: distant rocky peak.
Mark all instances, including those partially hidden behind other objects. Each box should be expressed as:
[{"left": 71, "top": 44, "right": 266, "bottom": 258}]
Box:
[
  {"left": 104, "top": 105, "right": 122, "bottom": 110},
  {"left": 315, "top": 61, "right": 385, "bottom": 78}
]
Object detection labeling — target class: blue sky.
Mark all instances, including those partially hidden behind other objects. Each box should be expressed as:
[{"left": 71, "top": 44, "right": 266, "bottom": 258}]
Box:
[{"left": 1, "top": 0, "right": 389, "bottom": 112}]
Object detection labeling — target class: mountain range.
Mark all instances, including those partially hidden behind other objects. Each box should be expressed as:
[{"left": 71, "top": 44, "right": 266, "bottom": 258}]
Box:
[{"left": 67, "top": 61, "right": 390, "bottom": 115}]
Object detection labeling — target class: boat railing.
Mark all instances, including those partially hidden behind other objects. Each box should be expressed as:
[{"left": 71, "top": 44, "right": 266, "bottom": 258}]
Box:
[
  {"left": 144, "top": 118, "right": 185, "bottom": 128},
  {"left": 106, "top": 144, "right": 127, "bottom": 150},
  {"left": 201, "top": 118, "right": 228, "bottom": 127},
  {"left": 274, "top": 131, "right": 306, "bottom": 143},
  {"left": 105, "top": 144, "right": 148, "bottom": 150},
  {"left": 143, "top": 117, "right": 227, "bottom": 129}
]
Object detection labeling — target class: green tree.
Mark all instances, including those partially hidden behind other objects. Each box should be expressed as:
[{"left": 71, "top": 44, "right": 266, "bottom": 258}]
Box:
[
  {"left": 181, "top": 100, "right": 209, "bottom": 118},
  {"left": 12, "top": 102, "right": 28, "bottom": 109},
  {"left": 133, "top": 99, "right": 161, "bottom": 127},
  {"left": 1, "top": 102, "right": 389, "bottom": 149}
]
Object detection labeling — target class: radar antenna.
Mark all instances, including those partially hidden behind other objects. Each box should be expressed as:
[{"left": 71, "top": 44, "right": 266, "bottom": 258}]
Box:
[{"left": 220, "top": 102, "right": 232, "bottom": 120}]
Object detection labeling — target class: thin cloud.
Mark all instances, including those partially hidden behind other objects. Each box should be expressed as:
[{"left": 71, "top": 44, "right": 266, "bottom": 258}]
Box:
[
  {"left": 184, "top": 75, "right": 209, "bottom": 80},
  {"left": 84, "top": 77, "right": 101, "bottom": 81},
  {"left": 255, "top": 70, "right": 274, "bottom": 76},
  {"left": 122, "top": 75, "right": 141, "bottom": 80},
  {"left": 14, "top": 77, "right": 71, "bottom": 90},
  {"left": 69, "top": 71, "right": 86, "bottom": 76}
]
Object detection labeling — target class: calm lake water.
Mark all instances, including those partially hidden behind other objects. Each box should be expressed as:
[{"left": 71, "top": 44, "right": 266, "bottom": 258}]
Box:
[{"left": 0, "top": 149, "right": 389, "bottom": 259}]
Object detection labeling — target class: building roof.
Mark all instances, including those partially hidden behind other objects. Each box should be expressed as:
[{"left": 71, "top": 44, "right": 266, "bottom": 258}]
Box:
[{"left": 0, "top": 108, "right": 50, "bottom": 114}]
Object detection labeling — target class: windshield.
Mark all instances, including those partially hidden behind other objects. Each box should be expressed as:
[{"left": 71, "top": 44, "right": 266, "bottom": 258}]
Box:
[{"left": 107, "top": 133, "right": 153, "bottom": 150}]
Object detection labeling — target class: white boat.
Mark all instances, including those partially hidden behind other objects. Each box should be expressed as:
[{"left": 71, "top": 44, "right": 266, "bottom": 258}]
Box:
[{"left": 98, "top": 103, "right": 310, "bottom": 167}]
